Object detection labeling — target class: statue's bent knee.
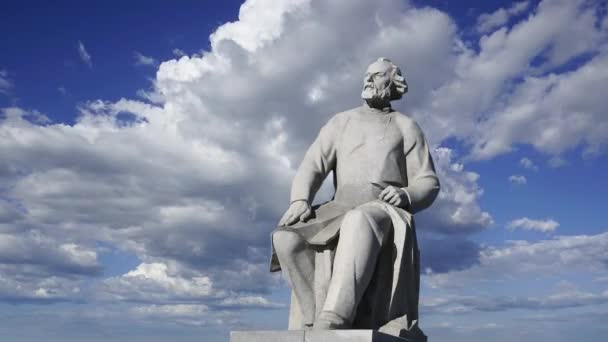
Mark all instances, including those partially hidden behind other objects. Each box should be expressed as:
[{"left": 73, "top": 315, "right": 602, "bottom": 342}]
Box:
[
  {"left": 341, "top": 205, "right": 390, "bottom": 245},
  {"left": 273, "top": 230, "right": 305, "bottom": 257},
  {"left": 341, "top": 209, "right": 370, "bottom": 231}
]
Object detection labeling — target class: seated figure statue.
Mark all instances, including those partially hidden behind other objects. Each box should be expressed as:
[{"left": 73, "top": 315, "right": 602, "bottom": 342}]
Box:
[{"left": 270, "top": 58, "right": 440, "bottom": 339}]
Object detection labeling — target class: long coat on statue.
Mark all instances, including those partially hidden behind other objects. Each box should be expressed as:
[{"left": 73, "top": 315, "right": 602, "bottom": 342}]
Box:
[{"left": 270, "top": 105, "right": 439, "bottom": 335}]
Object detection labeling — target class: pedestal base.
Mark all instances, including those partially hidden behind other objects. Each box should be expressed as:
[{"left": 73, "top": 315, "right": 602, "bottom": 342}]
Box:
[{"left": 230, "top": 329, "right": 426, "bottom": 342}]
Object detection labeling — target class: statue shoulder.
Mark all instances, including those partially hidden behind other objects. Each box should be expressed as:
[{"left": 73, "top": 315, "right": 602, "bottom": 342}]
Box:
[
  {"left": 392, "top": 111, "right": 426, "bottom": 142},
  {"left": 322, "top": 108, "right": 358, "bottom": 129}
]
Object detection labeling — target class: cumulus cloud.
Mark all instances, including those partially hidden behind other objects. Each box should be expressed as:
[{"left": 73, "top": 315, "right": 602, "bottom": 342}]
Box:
[
  {"left": 134, "top": 52, "right": 157, "bottom": 66},
  {"left": 417, "top": 148, "right": 493, "bottom": 235},
  {"left": 476, "top": 1, "right": 530, "bottom": 34},
  {"left": 548, "top": 156, "right": 567, "bottom": 168},
  {"left": 218, "top": 295, "right": 285, "bottom": 309},
  {"left": 0, "top": 269, "right": 85, "bottom": 303},
  {"left": 99, "top": 262, "right": 217, "bottom": 302},
  {"left": 508, "top": 175, "right": 527, "bottom": 185},
  {"left": 1, "top": 2, "right": 606, "bottom": 336},
  {"left": 0, "top": 69, "right": 13, "bottom": 95},
  {"left": 77, "top": 40, "right": 92, "bottom": 68},
  {"left": 172, "top": 48, "right": 186, "bottom": 57},
  {"left": 519, "top": 157, "right": 538, "bottom": 171},
  {"left": 0, "top": 0, "right": 506, "bottom": 309},
  {"left": 0, "top": 231, "right": 100, "bottom": 275},
  {"left": 425, "top": 231, "right": 608, "bottom": 289},
  {"left": 422, "top": 288, "right": 608, "bottom": 314},
  {"left": 507, "top": 217, "right": 559, "bottom": 232},
  {"left": 129, "top": 303, "right": 244, "bottom": 328},
  {"left": 412, "top": 0, "right": 608, "bottom": 160},
  {"left": 97, "top": 261, "right": 283, "bottom": 317}
]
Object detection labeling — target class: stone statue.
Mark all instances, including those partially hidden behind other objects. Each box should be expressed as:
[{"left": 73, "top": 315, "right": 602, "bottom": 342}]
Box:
[{"left": 270, "top": 58, "right": 439, "bottom": 339}]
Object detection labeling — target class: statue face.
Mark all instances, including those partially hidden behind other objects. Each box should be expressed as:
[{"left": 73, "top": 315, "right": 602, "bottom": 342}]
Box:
[{"left": 361, "top": 61, "right": 393, "bottom": 101}]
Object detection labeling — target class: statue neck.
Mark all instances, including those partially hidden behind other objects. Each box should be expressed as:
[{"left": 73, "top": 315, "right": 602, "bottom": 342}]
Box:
[{"left": 363, "top": 100, "right": 392, "bottom": 114}]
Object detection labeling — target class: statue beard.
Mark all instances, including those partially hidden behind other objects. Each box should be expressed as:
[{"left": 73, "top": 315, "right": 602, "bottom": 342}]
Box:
[{"left": 361, "top": 83, "right": 392, "bottom": 102}]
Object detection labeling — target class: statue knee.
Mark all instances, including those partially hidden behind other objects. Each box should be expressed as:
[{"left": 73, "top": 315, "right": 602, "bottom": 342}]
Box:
[
  {"left": 341, "top": 209, "right": 370, "bottom": 235},
  {"left": 273, "top": 230, "right": 305, "bottom": 257}
]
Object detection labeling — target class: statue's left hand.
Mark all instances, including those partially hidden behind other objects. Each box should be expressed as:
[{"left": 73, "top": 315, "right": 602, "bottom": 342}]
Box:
[
  {"left": 278, "top": 200, "right": 312, "bottom": 226},
  {"left": 379, "top": 186, "right": 408, "bottom": 208}
]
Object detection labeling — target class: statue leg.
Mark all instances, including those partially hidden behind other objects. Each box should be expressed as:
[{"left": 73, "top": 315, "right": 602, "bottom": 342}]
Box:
[
  {"left": 273, "top": 230, "right": 316, "bottom": 325},
  {"left": 316, "top": 204, "right": 391, "bottom": 328}
]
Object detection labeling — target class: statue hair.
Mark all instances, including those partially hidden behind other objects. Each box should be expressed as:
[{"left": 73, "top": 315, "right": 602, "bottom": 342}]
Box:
[{"left": 375, "top": 57, "right": 408, "bottom": 100}]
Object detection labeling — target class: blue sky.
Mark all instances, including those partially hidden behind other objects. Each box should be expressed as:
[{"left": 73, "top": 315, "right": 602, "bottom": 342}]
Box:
[{"left": 1, "top": 0, "right": 608, "bottom": 341}]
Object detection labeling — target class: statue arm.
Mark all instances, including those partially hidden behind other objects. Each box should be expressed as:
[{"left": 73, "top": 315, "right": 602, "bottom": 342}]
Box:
[
  {"left": 402, "top": 121, "right": 440, "bottom": 214},
  {"left": 290, "top": 117, "right": 339, "bottom": 204}
]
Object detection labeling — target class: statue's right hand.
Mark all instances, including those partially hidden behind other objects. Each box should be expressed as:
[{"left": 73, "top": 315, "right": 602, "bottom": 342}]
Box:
[{"left": 278, "top": 200, "right": 312, "bottom": 226}]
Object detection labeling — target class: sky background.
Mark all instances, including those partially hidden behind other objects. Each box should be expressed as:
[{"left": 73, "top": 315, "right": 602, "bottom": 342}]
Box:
[{"left": 1, "top": 0, "right": 607, "bottom": 341}]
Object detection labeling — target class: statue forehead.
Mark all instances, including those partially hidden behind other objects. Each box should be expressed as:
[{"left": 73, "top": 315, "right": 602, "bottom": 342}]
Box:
[{"left": 366, "top": 60, "right": 392, "bottom": 74}]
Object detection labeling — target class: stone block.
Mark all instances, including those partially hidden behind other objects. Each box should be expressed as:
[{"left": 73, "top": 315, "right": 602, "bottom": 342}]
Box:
[
  {"left": 230, "top": 330, "right": 304, "bottom": 342},
  {"left": 304, "top": 330, "right": 405, "bottom": 342},
  {"left": 230, "top": 330, "right": 412, "bottom": 342}
]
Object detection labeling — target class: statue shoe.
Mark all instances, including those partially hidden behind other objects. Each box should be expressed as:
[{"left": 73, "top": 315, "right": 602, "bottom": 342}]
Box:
[{"left": 313, "top": 311, "right": 350, "bottom": 330}]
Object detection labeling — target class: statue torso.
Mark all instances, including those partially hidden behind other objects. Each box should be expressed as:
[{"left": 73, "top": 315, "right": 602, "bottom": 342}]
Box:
[{"left": 333, "top": 107, "right": 408, "bottom": 206}]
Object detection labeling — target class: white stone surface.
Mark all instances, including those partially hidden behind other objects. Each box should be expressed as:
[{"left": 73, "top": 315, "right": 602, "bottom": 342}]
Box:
[
  {"left": 231, "top": 330, "right": 304, "bottom": 342},
  {"left": 230, "top": 330, "right": 415, "bottom": 342}
]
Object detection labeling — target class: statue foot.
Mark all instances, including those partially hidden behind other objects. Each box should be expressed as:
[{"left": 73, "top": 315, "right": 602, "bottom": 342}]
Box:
[{"left": 313, "top": 311, "right": 350, "bottom": 330}]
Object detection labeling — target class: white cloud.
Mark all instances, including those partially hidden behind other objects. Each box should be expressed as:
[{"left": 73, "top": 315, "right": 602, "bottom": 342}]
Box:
[
  {"left": 519, "top": 157, "right": 538, "bottom": 171},
  {"left": 0, "top": 269, "right": 84, "bottom": 302},
  {"left": 172, "top": 48, "right": 186, "bottom": 57},
  {"left": 131, "top": 303, "right": 209, "bottom": 317},
  {"left": 477, "top": 1, "right": 530, "bottom": 34},
  {"left": 508, "top": 175, "right": 527, "bottom": 185},
  {"left": 0, "top": 0, "right": 492, "bottom": 306},
  {"left": 412, "top": 0, "right": 608, "bottom": 160},
  {"left": 425, "top": 231, "right": 608, "bottom": 289},
  {"left": 77, "top": 40, "right": 92, "bottom": 67},
  {"left": 129, "top": 303, "right": 244, "bottom": 328},
  {"left": 100, "top": 262, "right": 216, "bottom": 302},
  {"left": 422, "top": 288, "right": 608, "bottom": 314},
  {"left": 548, "top": 156, "right": 567, "bottom": 168},
  {"left": 507, "top": 217, "right": 559, "bottom": 232},
  {"left": 1, "top": 4, "right": 606, "bottom": 336},
  {"left": 219, "top": 295, "right": 285, "bottom": 309},
  {"left": 472, "top": 51, "right": 608, "bottom": 158},
  {"left": 0, "top": 69, "right": 14, "bottom": 95},
  {"left": 209, "top": 0, "right": 311, "bottom": 53},
  {"left": 134, "top": 51, "right": 157, "bottom": 66},
  {"left": 417, "top": 147, "right": 493, "bottom": 235}
]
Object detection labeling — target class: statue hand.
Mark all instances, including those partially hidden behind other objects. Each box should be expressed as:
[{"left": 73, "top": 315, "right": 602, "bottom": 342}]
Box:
[
  {"left": 278, "top": 200, "right": 312, "bottom": 226},
  {"left": 379, "top": 186, "right": 408, "bottom": 208}
]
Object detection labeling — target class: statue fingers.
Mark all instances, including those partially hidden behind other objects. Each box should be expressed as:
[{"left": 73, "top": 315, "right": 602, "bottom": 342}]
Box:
[
  {"left": 300, "top": 207, "right": 312, "bottom": 222},
  {"left": 389, "top": 193, "right": 400, "bottom": 205},
  {"left": 380, "top": 188, "right": 389, "bottom": 200},
  {"left": 382, "top": 187, "right": 397, "bottom": 201},
  {"left": 392, "top": 195, "right": 402, "bottom": 206},
  {"left": 280, "top": 209, "right": 295, "bottom": 226},
  {"left": 382, "top": 195, "right": 393, "bottom": 203},
  {"left": 379, "top": 187, "right": 389, "bottom": 199},
  {"left": 278, "top": 212, "right": 289, "bottom": 226},
  {"left": 285, "top": 212, "right": 301, "bottom": 225}
]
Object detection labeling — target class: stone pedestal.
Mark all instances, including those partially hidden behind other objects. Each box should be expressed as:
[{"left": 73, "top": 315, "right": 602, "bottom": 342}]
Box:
[{"left": 230, "top": 330, "right": 426, "bottom": 342}]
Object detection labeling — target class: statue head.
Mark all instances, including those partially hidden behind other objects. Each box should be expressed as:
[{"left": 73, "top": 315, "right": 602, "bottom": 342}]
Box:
[{"left": 361, "top": 57, "right": 408, "bottom": 103}]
